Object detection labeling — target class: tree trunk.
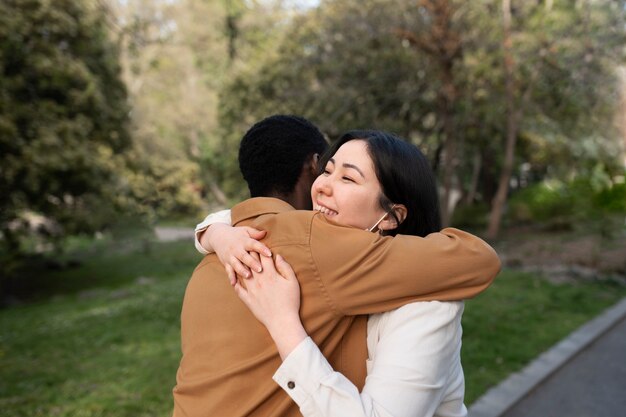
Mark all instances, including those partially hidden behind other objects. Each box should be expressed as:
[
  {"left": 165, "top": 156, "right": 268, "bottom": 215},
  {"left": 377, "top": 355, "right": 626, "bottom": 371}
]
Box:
[
  {"left": 207, "top": 177, "right": 228, "bottom": 206},
  {"left": 440, "top": 60, "right": 458, "bottom": 227},
  {"left": 393, "top": 0, "right": 463, "bottom": 226},
  {"left": 486, "top": 0, "right": 518, "bottom": 239},
  {"left": 465, "top": 152, "right": 482, "bottom": 205}
]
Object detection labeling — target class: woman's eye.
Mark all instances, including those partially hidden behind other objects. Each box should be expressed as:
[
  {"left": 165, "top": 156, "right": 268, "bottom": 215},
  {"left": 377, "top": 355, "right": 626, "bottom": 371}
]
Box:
[
  {"left": 342, "top": 176, "right": 355, "bottom": 183},
  {"left": 323, "top": 169, "right": 331, "bottom": 175}
]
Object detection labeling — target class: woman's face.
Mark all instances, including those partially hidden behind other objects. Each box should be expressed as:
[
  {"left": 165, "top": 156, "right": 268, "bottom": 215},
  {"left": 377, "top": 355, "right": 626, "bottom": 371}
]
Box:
[{"left": 311, "top": 140, "right": 387, "bottom": 230}]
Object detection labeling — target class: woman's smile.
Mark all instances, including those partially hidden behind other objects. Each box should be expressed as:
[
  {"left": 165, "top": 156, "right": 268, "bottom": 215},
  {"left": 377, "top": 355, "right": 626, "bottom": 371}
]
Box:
[
  {"left": 313, "top": 203, "right": 338, "bottom": 217},
  {"left": 311, "top": 140, "right": 387, "bottom": 230}
]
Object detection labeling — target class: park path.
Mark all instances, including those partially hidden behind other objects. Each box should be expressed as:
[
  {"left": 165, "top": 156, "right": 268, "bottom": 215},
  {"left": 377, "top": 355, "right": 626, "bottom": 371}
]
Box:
[
  {"left": 502, "top": 313, "right": 626, "bottom": 417},
  {"left": 154, "top": 227, "right": 195, "bottom": 242},
  {"left": 469, "top": 297, "right": 626, "bottom": 417}
]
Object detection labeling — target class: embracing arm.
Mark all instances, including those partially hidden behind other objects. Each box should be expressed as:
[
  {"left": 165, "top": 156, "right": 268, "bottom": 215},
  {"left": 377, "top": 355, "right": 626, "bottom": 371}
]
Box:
[
  {"left": 194, "top": 209, "right": 232, "bottom": 254},
  {"left": 310, "top": 217, "right": 501, "bottom": 314},
  {"left": 236, "top": 256, "right": 466, "bottom": 417},
  {"left": 194, "top": 209, "right": 271, "bottom": 282}
]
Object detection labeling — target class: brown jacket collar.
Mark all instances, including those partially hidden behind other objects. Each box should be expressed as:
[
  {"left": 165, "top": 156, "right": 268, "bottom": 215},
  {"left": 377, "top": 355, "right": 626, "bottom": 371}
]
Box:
[{"left": 231, "top": 197, "right": 296, "bottom": 225}]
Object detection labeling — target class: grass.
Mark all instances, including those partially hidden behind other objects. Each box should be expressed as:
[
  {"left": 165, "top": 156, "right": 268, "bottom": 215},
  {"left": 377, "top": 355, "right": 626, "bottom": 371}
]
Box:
[
  {"left": 462, "top": 270, "right": 626, "bottom": 403},
  {"left": 4, "top": 236, "right": 199, "bottom": 301},
  {"left": 1, "top": 237, "right": 625, "bottom": 415},
  {"left": 1, "top": 238, "right": 200, "bottom": 417},
  {"left": 1, "top": 279, "right": 186, "bottom": 417}
]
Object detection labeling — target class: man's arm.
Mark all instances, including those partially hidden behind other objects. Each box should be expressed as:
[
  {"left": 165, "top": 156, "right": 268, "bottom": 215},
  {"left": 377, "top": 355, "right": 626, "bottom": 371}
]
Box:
[{"left": 310, "top": 215, "right": 500, "bottom": 315}]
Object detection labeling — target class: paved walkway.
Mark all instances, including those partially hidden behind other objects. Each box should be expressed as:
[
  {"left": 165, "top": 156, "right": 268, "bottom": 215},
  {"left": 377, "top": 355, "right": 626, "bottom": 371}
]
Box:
[
  {"left": 468, "top": 297, "right": 626, "bottom": 417},
  {"left": 154, "top": 226, "right": 195, "bottom": 242}
]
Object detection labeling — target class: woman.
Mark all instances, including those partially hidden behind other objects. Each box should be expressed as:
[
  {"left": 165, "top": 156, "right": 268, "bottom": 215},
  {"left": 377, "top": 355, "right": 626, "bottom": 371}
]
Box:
[{"left": 198, "top": 131, "right": 467, "bottom": 417}]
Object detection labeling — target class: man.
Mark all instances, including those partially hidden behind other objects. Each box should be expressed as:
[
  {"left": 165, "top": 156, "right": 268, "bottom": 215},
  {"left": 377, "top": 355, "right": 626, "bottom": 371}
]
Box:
[{"left": 173, "top": 115, "right": 500, "bottom": 416}]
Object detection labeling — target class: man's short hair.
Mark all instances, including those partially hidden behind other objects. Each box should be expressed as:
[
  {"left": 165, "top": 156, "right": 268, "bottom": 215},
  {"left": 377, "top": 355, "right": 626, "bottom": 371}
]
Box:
[{"left": 239, "top": 115, "right": 328, "bottom": 197}]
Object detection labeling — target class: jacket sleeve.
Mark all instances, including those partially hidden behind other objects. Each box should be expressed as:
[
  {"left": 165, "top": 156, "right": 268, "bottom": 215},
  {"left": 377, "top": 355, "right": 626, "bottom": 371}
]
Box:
[{"left": 310, "top": 216, "right": 500, "bottom": 315}]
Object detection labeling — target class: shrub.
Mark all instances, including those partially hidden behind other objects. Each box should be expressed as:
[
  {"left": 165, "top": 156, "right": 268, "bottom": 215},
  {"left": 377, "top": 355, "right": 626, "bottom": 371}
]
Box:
[{"left": 507, "top": 173, "right": 626, "bottom": 229}]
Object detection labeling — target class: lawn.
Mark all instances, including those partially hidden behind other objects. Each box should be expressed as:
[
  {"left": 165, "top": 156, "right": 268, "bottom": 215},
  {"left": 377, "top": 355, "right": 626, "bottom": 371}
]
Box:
[{"left": 1, "top": 237, "right": 625, "bottom": 416}]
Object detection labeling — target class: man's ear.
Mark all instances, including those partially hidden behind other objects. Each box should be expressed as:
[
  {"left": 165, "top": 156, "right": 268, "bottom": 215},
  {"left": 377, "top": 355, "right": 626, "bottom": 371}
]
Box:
[
  {"left": 309, "top": 153, "right": 320, "bottom": 174},
  {"left": 380, "top": 204, "right": 407, "bottom": 231}
]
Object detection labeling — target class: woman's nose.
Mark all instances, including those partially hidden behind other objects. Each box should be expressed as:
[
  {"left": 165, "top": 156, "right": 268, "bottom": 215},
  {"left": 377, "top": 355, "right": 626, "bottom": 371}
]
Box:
[{"left": 315, "top": 175, "right": 332, "bottom": 196}]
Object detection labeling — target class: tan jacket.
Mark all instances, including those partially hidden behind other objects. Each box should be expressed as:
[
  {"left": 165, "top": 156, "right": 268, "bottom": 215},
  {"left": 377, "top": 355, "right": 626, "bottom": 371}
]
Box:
[{"left": 173, "top": 198, "right": 500, "bottom": 417}]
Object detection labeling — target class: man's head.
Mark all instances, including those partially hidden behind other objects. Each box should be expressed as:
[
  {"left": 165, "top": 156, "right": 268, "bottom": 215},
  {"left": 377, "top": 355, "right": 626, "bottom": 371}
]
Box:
[{"left": 238, "top": 115, "right": 328, "bottom": 210}]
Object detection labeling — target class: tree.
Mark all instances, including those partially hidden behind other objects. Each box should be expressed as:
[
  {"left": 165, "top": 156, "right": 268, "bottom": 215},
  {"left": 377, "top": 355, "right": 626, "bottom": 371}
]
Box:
[
  {"left": 394, "top": 0, "right": 464, "bottom": 226},
  {"left": 486, "top": 0, "right": 517, "bottom": 238},
  {"left": 0, "top": 0, "right": 134, "bottom": 282},
  {"left": 485, "top": 0, "right": 626, "bottom": 238},
  {"left": 106, "top": 0, "right": 284, "bottom": 206},
  {"left": 218, "top": 0, "right": 443, "bottom": 198},
  {"left": 217, "top": 0, "right": 625, "bottom": 227}
]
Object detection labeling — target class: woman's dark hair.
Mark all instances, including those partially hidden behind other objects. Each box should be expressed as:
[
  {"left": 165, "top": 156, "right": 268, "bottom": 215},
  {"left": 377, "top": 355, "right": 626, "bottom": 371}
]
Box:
[{"left": 319, "top": 130, "right": 441, "bottom": 237}]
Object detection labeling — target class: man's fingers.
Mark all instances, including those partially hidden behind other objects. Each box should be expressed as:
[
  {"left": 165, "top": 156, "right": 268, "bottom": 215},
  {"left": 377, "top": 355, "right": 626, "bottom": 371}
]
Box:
[{"left": 275, "top": 254, "right": 296, "bottom": 281}]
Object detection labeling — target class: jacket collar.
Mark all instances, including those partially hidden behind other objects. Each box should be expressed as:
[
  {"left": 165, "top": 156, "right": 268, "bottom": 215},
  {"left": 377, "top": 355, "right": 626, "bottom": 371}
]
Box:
[{"left": 231, "top": 197, "right": 296, "bottom": 225}]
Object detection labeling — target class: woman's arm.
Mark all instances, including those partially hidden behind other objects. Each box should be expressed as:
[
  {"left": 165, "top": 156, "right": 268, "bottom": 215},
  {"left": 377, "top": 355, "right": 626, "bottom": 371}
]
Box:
[
  {"left": 234, "top": 254, "right": 307, "bottom": 360},
  {"left": 193, "top": 209, "right": 272, "bottom": 283},
  {"left": 237, "top": 256, "right": 466, "bottom": 417},
  {"left": 194, "top": 209, "right": 232, "bottom": 254}
]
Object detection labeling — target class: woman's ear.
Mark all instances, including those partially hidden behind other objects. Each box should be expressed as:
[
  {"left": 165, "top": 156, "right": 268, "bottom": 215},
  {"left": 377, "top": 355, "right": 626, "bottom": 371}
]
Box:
[{"left": 380, "top": 204, "right": 407, "bottom": 231}]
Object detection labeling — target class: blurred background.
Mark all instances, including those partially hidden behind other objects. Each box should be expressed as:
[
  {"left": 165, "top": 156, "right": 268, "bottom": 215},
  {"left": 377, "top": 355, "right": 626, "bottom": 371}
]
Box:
[{"left": 1, "top": 0, "right": 625, "bottom": 416}]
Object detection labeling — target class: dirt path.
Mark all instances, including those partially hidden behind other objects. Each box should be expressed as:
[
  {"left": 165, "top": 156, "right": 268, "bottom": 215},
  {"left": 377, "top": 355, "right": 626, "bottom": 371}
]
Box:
[{"left": 494, "top": 226, "right": 626, "bottom": 284}]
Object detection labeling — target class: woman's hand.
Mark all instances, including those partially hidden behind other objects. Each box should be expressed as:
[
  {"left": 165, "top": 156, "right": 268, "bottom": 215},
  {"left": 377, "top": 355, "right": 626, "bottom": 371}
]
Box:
[
  {"left": 234, "top": 254, "right": 308, "bottom": 360},
  {"left": 202, "top": 223, "right": 272, "bottom": 285}
]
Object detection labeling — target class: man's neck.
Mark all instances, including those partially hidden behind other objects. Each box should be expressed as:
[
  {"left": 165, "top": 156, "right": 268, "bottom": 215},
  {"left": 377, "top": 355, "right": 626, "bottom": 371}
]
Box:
[{"left": 265, "top": 191, "right": 296, "bottom": 208}]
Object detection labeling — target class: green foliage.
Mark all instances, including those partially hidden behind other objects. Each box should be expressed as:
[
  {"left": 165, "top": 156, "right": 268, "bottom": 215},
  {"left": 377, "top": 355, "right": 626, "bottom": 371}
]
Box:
[
  {"left": 122, "top": 151, "right": 204, "bottom": 221},
  {"left": 0, "top": 0, "right": 138, "bottom": 276},
  {"left": 217, "top": 0, "right": 625, "bottom": 216},
  {"left": 508, "top": 181, "right": 581, "bottom": 224},
  {"left": 594, "top": 182, "right": 626, "bottom": 213},
  {"left": 219, "top": 0, "right": 436, "bottom": 140},
  {"left": 507, "top": 171, "right": 626, "bottom": 229},
  {"left": 451, "top": 202, "right": 490, "bottom": 230}
]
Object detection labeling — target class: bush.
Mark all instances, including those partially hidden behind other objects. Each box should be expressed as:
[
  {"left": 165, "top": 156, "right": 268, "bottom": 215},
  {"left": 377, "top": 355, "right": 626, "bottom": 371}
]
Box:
[
  {"left": 451, "top": 202, "right": 490, "bottom": 229},
  {"left": 507, "top": 174, "right": 626, "bottom": 229},
  {"left": 507, "top": 181, "right": 581, "bottom": 225},
  {"left": 594, "top": 182, "right": 626, "bottom": 213}
]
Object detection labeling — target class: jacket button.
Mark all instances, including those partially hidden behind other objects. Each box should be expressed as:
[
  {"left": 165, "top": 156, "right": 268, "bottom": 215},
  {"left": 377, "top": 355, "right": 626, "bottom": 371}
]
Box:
[{"left": 287, "top": 381, "right": 295, "bottom": 389}]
